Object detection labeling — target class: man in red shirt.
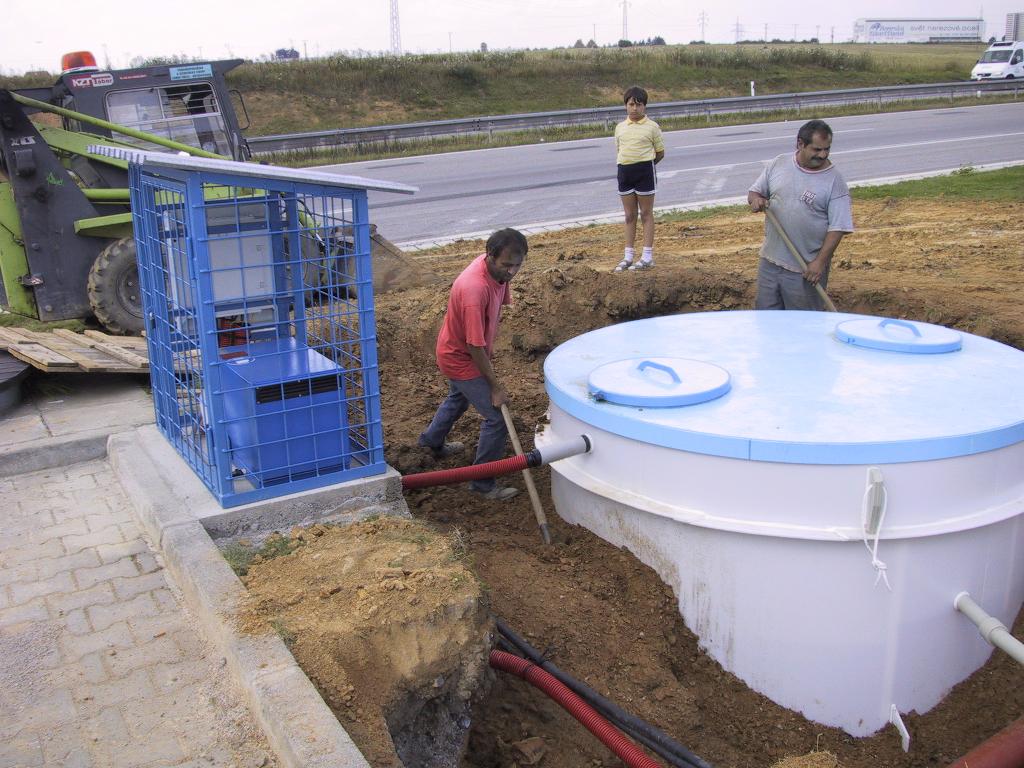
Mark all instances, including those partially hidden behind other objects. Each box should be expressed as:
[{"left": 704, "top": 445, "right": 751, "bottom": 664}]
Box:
[{"left": 418, "top": 229, "right": 528, "bottom": 501}]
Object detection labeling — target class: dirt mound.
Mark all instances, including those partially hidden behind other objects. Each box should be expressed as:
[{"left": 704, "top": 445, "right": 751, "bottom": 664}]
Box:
[
  {"left": 250, "top": 198, "right": 1024, "bottom": 767},
  {"left": 240, "top": 519, "right": 492, "bottom": 768},
  {"left": 371, "top": 226, "right": 446, "bottom": 294}
]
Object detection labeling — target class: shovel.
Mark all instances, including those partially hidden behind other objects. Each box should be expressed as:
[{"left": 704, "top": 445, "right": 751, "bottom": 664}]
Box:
[
  {"left": 765, "top": 207, "right": 838, "bottom": 313},
  {"left": 500, "top": 403, "right": 553, "bottom": 545}
]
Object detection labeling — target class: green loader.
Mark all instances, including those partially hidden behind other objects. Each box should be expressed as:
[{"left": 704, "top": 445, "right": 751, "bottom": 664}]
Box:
[{"left": 0, "top": 53, "right": 251, "bottom": 334}]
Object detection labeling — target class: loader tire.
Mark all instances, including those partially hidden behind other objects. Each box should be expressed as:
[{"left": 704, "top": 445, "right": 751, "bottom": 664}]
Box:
[{"left": 87, "top": 238, "right": 144, "bottom": 336}]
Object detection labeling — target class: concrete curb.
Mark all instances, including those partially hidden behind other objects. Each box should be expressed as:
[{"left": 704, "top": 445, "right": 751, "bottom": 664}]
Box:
[
  {"left": 108, "top": 428, "right": 373, "bottom": 768},
  {"left": 0, "top": 430, "right": 110, "bottom": 478}
]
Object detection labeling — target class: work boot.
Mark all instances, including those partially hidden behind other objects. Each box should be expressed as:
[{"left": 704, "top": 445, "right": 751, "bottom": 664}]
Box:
[
  {"left": 423, "top": 440, "right": 464, "bottom": 459},
  {"left": 474, "top": 485, "right": 519, "bottom": 501}
]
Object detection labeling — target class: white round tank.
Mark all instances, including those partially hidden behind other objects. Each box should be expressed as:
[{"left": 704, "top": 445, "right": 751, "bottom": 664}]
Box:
[{"left": 536, "top": 310, "right": 1024, "bottom": 737}]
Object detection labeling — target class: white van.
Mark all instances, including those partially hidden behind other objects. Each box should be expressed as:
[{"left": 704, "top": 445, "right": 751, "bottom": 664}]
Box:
[{"left": 971, "top": 40, "right": 1024, "bottom": 80}]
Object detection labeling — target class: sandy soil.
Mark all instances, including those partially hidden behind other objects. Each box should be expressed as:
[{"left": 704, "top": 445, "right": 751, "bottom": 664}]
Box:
[
  {"left": 256, "top": 198, "right": 1024, "bottom": 767},
  {"left": 241, "top": 519, "right": 492, "bottom": 767}
]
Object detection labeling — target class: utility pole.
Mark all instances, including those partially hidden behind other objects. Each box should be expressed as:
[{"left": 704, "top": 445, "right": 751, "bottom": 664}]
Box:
[
  {"left": 793, "top": 24, "right": 798, "bottom": 41},
  {"left": 815, "top": 25, "right": 820, "bottom": 42},
  {"left": 303, "top": 40, "right": 308, "bottom": 58},
  {"left": 831, "top": 26, "right": 835, "bottom": 44},
  {"left": 448, "top": 32, "right": 453, "bottom": 53},
  {"left": 389, "top": 0, "right": 402, "bottom": 55},
  {"left": 593, "top": 23, "right": 597, "bottom": 42},
  {"left": 698, "top": 11, "right": 708, "bottom": 41},
  {"left": 764, "top": 23, "right": 768, "bottom": 41},
  {"left": 620, "top": 0, "right": 630, "bottom": 41}
]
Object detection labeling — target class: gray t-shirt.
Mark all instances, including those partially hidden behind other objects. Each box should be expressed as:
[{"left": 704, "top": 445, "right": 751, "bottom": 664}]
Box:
[{"left": 749, "top": 153, "right": 854, "bottom": 273}]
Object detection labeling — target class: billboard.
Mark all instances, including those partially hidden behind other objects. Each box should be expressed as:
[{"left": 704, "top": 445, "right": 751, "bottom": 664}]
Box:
[{"left": 853, "top": 18, "right": 984, "bottom": 43}]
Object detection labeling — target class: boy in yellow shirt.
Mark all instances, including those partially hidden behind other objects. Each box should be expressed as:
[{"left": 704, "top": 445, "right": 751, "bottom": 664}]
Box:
[{"left": 613, "top": 86, "right": 665, "bottom": 272}]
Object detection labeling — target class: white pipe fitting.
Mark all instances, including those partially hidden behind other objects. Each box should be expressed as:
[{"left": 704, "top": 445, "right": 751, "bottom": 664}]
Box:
[
  {"left": 954, "top": 591, "right": 1024, "bottom": 666},
  {"left": 536, "top": 434, "right": 592, "bottom": 466}
]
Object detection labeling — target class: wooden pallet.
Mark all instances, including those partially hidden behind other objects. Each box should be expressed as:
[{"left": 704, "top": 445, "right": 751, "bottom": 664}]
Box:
[{"left": 0, "top": 328, "right": 149, "bottom": 373}]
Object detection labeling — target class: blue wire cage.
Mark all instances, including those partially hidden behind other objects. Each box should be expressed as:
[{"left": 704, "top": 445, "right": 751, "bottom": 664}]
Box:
[{"left": 127, "top": 158, "right": 394, "bottom": 507}]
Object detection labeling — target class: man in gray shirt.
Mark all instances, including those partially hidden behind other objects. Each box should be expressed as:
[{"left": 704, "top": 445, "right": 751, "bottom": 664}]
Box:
[{"left": 748, "top": 119, "right": 854, "bottom": 310}]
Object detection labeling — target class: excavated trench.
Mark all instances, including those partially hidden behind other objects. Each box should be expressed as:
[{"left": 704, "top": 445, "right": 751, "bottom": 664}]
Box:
[{"left": 235, "top": 199, "right": 1024, "bottom": 768}]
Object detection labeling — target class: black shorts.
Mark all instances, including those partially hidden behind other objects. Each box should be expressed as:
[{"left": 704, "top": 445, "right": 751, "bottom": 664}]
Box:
[{"left": 617, "top": 161, "right": 657, "bottom": 196}]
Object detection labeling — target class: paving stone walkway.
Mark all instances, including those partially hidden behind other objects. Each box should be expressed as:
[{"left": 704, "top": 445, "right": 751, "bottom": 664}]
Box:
[{"left": 0, "top": 459, "right": 277, "bottom": 768}]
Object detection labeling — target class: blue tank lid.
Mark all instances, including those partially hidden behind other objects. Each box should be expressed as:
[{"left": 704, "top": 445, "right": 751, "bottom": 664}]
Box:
[
  {"left": 543, "top": 311, "right": 1024, "bottom": 464},
  {"left": 834, "top": 317, "right": 963, "bottom": 354},
  {"left": 588, "top": 357, "right": 731, "bottom": 408}
]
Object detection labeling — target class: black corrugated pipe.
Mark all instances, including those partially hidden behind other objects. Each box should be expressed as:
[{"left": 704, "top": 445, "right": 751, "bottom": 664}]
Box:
[
  {"left": 496, "top": 618, "right": 714, "bottom": 768},
  {"left": 491, "top": 650, "right": 664, "bottom": 768},
  {"left": 498, "top": 635, "right": 702, "bottom": 768}
]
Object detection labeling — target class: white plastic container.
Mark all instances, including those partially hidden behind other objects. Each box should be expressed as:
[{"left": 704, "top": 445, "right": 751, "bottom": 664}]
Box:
[{"left": 536, "top": 310, "right": 1024, "bottom": 736}]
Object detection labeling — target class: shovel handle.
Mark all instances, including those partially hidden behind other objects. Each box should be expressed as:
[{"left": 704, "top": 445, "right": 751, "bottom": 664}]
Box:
[{"left": 500, "top": 403, "right": 552, "bottom": 545}]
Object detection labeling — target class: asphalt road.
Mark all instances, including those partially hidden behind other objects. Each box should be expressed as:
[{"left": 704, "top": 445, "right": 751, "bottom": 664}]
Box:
[{"left": 318, "top": 102, "right": 1024, "bottom": 246}]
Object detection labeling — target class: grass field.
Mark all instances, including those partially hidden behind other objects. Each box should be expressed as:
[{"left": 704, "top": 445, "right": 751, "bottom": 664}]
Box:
[
  {"left": 852, "top": 163, "right": 1024, "bottom": 202},
  {"left": 231, "top": 43, "right": 990, "bottom": 135}
]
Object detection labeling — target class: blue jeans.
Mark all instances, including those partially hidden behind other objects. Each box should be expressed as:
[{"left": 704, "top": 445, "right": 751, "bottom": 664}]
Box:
[{"left": 419, "top": 377, "right": 508, "bottom": 493}]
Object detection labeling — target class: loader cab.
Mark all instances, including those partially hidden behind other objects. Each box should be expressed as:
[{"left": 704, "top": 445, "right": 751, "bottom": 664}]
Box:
[{"left": 54, "top": 53, "right": 251, "bottom": 160}]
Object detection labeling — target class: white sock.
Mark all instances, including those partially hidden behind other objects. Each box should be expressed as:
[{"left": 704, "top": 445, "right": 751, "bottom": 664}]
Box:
[
  {"left": 641, "top": 247, "right": 653, "bottom": 263},
  {"left": 623, "top": 247, "right": 635, "bottom": 263}
]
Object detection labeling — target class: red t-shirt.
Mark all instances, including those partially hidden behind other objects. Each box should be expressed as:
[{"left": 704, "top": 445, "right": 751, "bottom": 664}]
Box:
[{"left": 435, "top": 254, "right": 511, "bottom": 380}]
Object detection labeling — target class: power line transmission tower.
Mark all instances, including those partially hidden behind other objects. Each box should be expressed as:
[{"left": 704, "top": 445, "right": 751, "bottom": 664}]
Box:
[
  {"left": 620, "top": 0, "right": 630, "bottom": 41},
  {"left": 698, "top": 11, "right": 708, "bottom": 41},
  {"left": 389, "top": 0, "right": 402, "bottom": 55},
  {"left": 735, "top": 18, "right": 742, "bottom": 42}
]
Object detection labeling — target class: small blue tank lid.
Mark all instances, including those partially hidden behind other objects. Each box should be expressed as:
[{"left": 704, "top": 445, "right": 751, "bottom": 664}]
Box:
[
  {"left": 543, "top": 311, "right": 1024, "bottom": 465},
  {"left": 588, "top": 357, "right": 731, "bottom": 407},
  {"left": 835, "top": 317, "right": 962, "bottom": 354}
]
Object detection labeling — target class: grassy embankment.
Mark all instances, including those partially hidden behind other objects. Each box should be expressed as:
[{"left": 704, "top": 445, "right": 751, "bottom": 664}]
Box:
[
  {"left": 229, "top": 43, "right": 1009, "bottom": 165},
  {"left": 228, "top": 44, "right": 988, "bottom": 134}
]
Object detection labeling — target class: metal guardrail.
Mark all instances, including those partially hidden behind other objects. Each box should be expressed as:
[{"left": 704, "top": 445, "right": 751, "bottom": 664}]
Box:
[{"left": 247, "top": 80, "right": 1023, "bottom": 155}]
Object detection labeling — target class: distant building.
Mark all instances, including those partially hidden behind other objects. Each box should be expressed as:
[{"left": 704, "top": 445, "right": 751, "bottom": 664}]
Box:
[
  {"left": 274, "top": 48, "right": 300, "bottom": 61},
  {"left": 1007, "top": 12, "right": 1024, "bottom": 40},
  {"left": 853, "top": 18, "right": 984, "bottom": 43}
]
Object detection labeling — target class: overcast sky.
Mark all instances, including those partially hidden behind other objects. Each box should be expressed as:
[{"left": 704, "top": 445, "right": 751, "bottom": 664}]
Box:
[{"left": 5, "top": 0, "right": 1018, "bottom": 75}]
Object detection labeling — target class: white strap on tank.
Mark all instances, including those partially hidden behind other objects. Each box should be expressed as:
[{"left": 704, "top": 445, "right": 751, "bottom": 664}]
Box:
[{"left": 862, "top": 467, "right": 892, "bottom": 592}]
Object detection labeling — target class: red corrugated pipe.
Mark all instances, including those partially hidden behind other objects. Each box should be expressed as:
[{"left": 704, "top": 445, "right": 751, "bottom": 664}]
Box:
[
  {"left": 401, "top": 454, "right": 531, "bottom": 490},
  {"left": 946, "top": 716, "right": 1024, "bottom": 768},
  {"left": 401, "top": 435, "right": 591, "bottom": 491},
  {"left": 489, "top": 649, "right": 663, "bottom": 768}
]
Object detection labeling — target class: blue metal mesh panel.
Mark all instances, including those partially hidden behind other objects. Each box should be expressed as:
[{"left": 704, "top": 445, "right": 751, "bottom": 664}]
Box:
[{"left": 129, "top": 163, "right": 385, "bottom": 507}]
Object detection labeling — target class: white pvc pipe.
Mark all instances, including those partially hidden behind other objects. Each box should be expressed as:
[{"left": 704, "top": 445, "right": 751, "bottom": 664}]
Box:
[
  {"left": 537, "top": 434, "right": 592, "bottom": 465},
  {"left": 954, "top": 592, "right": 1024, "bottom": 666}
]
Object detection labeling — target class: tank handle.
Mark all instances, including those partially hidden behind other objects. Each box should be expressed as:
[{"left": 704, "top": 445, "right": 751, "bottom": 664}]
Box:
[
  {"left": 637, "top": 360, "right": 681, "bottom": 385},
  {"left": 879, "top": 318, "right": 922, "bottom": 337}
]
